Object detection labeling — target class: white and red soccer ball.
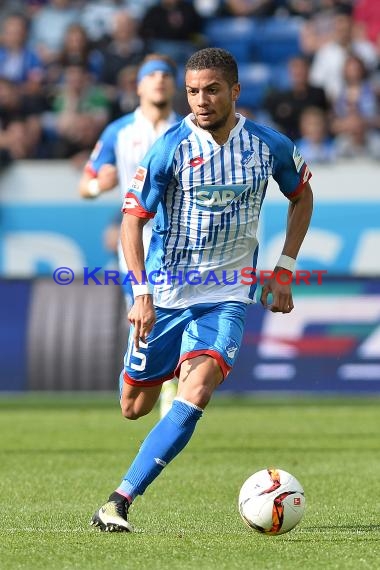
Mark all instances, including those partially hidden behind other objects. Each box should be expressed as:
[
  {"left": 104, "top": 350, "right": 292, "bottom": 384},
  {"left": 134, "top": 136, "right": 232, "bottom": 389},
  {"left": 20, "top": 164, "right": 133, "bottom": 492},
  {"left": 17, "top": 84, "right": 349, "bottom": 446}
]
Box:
[{"left": 238, "top": 468, "right": 306, "bottom": 535}]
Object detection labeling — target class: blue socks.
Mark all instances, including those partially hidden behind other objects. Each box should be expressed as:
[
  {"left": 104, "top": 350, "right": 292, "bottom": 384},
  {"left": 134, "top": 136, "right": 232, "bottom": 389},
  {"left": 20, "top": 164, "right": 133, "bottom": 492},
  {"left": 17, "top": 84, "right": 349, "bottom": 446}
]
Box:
[{"left": 117, "top": 398, "right": 203, "bottom": 501}]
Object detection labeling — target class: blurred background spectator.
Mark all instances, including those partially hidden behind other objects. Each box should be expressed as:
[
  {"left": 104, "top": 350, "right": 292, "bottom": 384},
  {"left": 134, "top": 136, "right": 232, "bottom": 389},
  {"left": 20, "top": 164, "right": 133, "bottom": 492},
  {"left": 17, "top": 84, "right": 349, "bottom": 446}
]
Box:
[
  {"left": 0, "top": 0, "right": 379, "bottom": 168},
  {"left": 42, "top": 22, "right": 104, "bottom": 87},
  {"left": 193, "top": 0, "right": 221, "bottom": 19},
  {"left": 353, "top": 0, "right": 380, "bottom": 46},
  {"left": 333, "top": 53, "right": 379, "bottom": 125},
  {"left": 79, "top": 0, "right": 119, "bottom": 45},
  {"left": 57, "top": 23, "right": 103, "bottom": 80},
  {"left": 296, "top": 105, "right": 336, "bottom": 163},
  {"left": 108, "top": 63, "right": 139, "bottom": 121},
  {"left": 331, "top": 53, "right": 380, "bottom": 159},
  {"left": 334, "top": 112, "right": 380, "bottom": 159},
  {"left": 0, "top": 12, "right": 44, "bottom": 89},
  {"left": 139, "top": 0, "right": 204, "bottom": 64},
  {"left": 0, "top": 115, "right": 41, "bottom": 163},
  {"left": 99, "top": 10, "right": 145, "bottom": 89},
  {"left": 284, "top": 0, "right": 353, "bottom": 20},
  {"left": 309, "top": 12, "right": 377, "bottom": 102},
  {"left": 264, "top": 55, "right": 329, "bottom": 140},
  {"left": 0, "top": 1, "right": 25, "bottom": 22},
  {"left": 48, "top": 62, "right": 110, "bottom": 161},
  {"left": 0, "top": 76, "right": 43, "bottom": 165},
  {"left": 29, "top": 0, "right": 80, "bottom": 67},
  {"left": 219, "top": 0, "right": 277, "bottom": 18}
]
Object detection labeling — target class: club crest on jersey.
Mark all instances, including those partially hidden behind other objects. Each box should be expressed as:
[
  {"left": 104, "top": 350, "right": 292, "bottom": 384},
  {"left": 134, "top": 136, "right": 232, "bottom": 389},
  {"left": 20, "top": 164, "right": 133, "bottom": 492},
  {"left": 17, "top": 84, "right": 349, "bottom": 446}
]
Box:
[
  {"left": 189, "top": 156, "right": 204, "bottom": 168},
  {"left": 194, "top": 184, "right": 250, "bottom": 212},
  {"left": 241, "top": 150, "right": 256, "bottom": 168},
  {"left": 226, "top": 339, "right": 239, "bottom": 359}
]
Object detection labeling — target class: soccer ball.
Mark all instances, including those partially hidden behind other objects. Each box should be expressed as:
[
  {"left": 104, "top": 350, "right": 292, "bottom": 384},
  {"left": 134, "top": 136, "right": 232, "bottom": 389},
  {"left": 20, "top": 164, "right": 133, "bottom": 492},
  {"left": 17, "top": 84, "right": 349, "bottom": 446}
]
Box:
[{"left": 238, "top": 468, "right": 306, "bottom": 535}]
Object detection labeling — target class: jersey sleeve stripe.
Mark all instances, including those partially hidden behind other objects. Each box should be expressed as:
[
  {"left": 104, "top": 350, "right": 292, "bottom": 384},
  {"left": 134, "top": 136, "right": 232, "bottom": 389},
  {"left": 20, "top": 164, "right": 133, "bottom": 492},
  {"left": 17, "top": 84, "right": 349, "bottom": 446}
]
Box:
[
  {"left": 84, "top": 164, "right": 97, "bottom": 176},
  {"left": 287, "top": 164, "right": 312, "bottom": 199},
  {"left": 121, "top": 192, "right": 155, "bottom": 218}
]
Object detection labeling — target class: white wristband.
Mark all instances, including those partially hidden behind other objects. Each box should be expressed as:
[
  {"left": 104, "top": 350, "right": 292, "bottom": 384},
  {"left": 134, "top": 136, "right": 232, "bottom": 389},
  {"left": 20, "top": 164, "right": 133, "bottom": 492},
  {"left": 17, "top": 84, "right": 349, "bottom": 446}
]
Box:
[
  {"left": 88, "top": 178, "right": 101, "bottom": 197},
  {"left": 132, "top": 283, "right": 152, "bottom": 297},
  {"left": 276, "top": 254, "right": 296, "bottom": 273}
]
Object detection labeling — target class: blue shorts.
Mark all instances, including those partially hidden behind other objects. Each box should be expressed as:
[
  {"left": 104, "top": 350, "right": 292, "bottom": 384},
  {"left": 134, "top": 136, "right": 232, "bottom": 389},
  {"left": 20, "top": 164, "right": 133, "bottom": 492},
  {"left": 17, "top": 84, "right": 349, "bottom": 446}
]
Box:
[{"left": 123, "top": 301, "right": 247, "bottom": 387}]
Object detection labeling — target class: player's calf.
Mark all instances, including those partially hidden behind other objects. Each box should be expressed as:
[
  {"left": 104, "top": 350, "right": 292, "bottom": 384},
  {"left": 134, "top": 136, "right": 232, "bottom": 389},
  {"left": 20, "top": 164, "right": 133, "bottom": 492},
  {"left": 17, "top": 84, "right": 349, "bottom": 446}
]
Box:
[{"left": 120, "top": 381, "right": 162, "bottom": 420}]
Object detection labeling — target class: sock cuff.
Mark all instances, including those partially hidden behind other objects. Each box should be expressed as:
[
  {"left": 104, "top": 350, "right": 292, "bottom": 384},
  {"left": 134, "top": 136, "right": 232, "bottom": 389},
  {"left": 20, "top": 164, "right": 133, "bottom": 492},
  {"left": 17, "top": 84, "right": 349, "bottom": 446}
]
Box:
[
  {"left": 169, "top": 398, "right": 203, "bottom": 427},
  {"left": 114, "top": 488, "right": 133, "bottom": 504},
  {"left": 117, "top": 481, "right": 137, "bottom": 501},
  {"left": 174, "top": 396, "right": 203, "bottom": 412}
]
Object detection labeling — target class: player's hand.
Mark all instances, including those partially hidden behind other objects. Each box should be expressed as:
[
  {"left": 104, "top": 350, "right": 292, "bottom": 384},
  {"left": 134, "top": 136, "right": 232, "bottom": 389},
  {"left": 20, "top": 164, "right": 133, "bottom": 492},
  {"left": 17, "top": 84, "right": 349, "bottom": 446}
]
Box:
[
  {"left": 260, "top": 269, "right": 294, "bottom": 314},
  {"left": 128, "top": 295, "right": 156, "bottom": 349},
  {"left": 98, "top": 164, "right": 118, "bottom": 192}
]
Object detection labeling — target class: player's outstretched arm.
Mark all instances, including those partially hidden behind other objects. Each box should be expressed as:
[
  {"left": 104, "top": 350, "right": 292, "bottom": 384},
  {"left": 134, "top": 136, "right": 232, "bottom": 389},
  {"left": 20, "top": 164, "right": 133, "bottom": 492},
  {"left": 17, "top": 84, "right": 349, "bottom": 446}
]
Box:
[
  {"left": 78, "top": 164, "right": 119, "bottom": 198},
  {"left": 261, "top": 182, "right": 313, "bottom": 313},
  {"left": 121, "top": 213, "right": 156, "bottom": 348},
  {"left": 280, "top": 181, "right": 313, "bottom": 261}
]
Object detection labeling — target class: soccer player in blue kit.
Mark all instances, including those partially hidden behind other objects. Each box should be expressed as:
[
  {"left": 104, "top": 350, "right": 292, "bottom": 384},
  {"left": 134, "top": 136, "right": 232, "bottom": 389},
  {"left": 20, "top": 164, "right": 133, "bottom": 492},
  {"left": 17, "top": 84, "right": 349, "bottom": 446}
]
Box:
[
  {"left": 78, "top": 53, "right": 181, "bottom": 417},
  {"left": 78, "top": 53, "right": 181, "bottom": 284},
  {"left": 91, "top": 48, "right": 313, "bottom": 532}
]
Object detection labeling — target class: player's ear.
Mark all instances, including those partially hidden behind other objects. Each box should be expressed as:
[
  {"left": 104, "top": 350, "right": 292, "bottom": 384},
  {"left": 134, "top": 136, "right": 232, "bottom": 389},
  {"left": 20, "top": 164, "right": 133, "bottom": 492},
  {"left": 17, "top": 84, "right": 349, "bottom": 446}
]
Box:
[{"left": 232, "top": 83, "right": 240, "bottom": 102}]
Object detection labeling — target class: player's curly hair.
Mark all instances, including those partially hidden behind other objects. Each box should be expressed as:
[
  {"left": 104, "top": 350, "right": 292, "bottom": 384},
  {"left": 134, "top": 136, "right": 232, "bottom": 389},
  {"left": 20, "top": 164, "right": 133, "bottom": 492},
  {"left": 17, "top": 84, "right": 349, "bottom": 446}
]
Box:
[{"left": 185, "top": 48, "right": 238, "bottom": 87}]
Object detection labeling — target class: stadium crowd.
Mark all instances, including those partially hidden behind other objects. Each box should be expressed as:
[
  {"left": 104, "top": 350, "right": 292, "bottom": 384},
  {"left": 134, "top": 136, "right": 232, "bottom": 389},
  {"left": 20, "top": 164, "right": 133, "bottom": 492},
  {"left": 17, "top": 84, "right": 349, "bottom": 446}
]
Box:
[{"left": 0, "top": 0, "right": 380, "bottom": 168}]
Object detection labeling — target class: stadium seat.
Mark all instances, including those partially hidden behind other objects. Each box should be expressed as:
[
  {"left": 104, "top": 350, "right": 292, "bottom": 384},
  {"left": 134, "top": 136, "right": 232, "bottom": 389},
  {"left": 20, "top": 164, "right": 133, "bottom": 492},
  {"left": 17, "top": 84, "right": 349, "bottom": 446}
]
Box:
[
  {"left": 209, "top": 40, "right": 253, "bottom": 63},
  {"left": 269, "top": 63, "right": 291, "bottom": 90},
  {"left": 204, "top": 18, "right": 257, "bottom": 63},
  {"left": 204, "top": 17, "right": 257, "bottom": 43},
  {"left": 251, "top": 18, "right": 302, "bottom": 64},
  {"left": 204, "top": 17, "right": 302, "bottom": 65},
  {"left": 147, "top": 39, "right": 197, "bottom": 65},
  {"left": 237, "top": 63, "right": 272, "bottom": 110}
]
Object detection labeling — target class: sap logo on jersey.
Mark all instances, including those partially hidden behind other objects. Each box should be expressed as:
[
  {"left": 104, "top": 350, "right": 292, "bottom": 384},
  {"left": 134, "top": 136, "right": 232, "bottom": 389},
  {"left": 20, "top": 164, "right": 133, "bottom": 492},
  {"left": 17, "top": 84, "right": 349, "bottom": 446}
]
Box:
[{"left": 195, "top": 184, "right": 250, "bottom": 211}]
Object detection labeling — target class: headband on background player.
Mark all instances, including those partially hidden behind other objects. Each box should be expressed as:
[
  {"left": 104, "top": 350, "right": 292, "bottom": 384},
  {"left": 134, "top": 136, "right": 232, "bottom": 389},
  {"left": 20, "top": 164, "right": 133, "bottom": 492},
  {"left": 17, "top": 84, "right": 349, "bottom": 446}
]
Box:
[{"left": 137, "top": 60, "right": 177, "bottom": 83}]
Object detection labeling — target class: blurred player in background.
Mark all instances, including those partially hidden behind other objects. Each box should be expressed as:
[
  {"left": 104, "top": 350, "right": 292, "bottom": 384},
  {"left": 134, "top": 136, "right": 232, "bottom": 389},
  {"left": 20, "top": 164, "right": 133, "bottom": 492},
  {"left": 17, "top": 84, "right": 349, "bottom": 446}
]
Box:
[
  {"left": 90, "top": 47, "right": 313, "bottom": 533},
  {"left": 78, "top": 53, "right": 182, "bottom": 417}
]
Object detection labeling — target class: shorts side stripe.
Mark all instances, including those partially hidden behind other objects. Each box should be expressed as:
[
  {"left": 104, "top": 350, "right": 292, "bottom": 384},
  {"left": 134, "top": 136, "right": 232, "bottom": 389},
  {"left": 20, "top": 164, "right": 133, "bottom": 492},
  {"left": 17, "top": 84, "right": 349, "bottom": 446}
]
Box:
[
  {"left": 175, "top": 349, "right": 231, "bottom": 379},
  {"left": 123, "top": 370, "right": 175, "bottom": 387}
]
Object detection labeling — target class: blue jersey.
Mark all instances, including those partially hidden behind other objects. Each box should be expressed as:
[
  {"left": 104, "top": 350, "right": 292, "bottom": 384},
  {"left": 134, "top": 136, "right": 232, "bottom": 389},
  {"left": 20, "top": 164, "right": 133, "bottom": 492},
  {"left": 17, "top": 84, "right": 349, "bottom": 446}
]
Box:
[
  {"left": 122, "top": 113, "right": 312, "bottom": 308},
  {"left": 85, "top": 107, "right": 181, "bottom": 278},
  {"left": 86, "top": 107, "right": 181, "bottom": 199}
]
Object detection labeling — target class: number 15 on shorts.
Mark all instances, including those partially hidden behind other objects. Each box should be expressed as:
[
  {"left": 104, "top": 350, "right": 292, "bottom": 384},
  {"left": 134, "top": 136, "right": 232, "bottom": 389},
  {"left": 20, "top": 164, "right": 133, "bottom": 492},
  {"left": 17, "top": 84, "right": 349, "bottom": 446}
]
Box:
[{"left": 125, "top": 339, "right": 148, "bottom": 372}]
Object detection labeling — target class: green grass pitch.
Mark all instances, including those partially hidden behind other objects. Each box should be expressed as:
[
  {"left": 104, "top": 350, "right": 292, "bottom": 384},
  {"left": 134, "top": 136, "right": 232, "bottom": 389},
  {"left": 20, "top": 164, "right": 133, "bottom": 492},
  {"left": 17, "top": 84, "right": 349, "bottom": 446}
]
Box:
[{"left": 1, "top": 394, "right": 380, "bottom": 570}]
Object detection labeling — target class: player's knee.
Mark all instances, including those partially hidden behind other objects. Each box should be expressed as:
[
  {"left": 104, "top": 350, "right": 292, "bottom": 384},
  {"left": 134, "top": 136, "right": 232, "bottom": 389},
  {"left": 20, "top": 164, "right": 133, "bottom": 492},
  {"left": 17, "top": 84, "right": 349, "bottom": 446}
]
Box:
[
  {"left": 192, "top": 385, "right": 214, "bottom": 408},
  {"left": 179, "top": 356, "right": 223, "bottom": 408},
  {"left": 121, "top": 399, "right": 154, "bottom": 420},
  {"left": 180, "top": 381, "right": 216, "bottom": 409},
  {"left": 120, "top": 401, "right": 141, "bottom": 420}
]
